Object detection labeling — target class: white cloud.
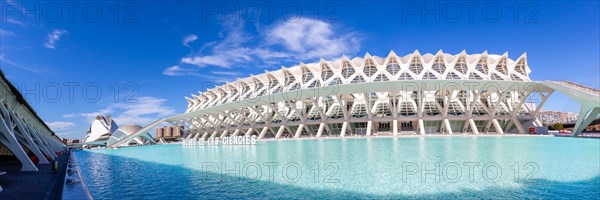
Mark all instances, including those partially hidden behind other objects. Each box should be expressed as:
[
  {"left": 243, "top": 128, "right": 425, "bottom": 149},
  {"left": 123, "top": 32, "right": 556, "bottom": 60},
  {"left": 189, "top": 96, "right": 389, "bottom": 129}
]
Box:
[
  {"left": 163, "top": 66, "right": 237, "bottom": 82},
  {"left": 62, "top": 113, "right": 76, "bottom": 118},
  {"left": 73, "top": 96, "right": 176, "bottom": 126},
  {"left": 165, "top": 18, "right": 360, "bottom": 75},
  {"left": 179, "top": 21, "right": 255, "bottom": 68},
  {"left": 180, "top": 55, "right": 233, "bottom": 67},
  {"left": 0, "top": 29, "right": 14, "bottom": 36},
  {"left": 111, "top": 97, "right": 176, "bottom": 125},
  {"left": 45, "top": 121, "right": 76, "bottom": 131},
  {"left": 44, "top": 29, "right": 68, "bottom": 49},
  {"left": 6, "top": 18, "right": 26, "bottom": 27},
  {"left": 0, "top": 54, "right": 43, "bottom": 73},
  {"left": 182, "top": 34, "right": 198, "bottom": 47},
  {"left": 163, "top": 65, "right": 199, "bottom": 76},
  {"left": 211, "top": 71, "right": 242, "bottom": 76},
  {"left": 268, "top": 19, "right": 360, "bottom": 59},
  {"left": 78, "top": 108, "right": 114, "bottom": 122}
]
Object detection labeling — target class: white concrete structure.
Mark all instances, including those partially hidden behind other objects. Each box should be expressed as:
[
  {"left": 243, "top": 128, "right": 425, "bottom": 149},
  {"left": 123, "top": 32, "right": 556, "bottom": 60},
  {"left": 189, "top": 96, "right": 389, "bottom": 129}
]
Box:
[
  {"left": 83, "top": 115, "right": 119, "bottom": 144},
  {"left": 109, "top": 50, "right": 600, "bottom": 147},
  {"left": 542, "top": 81, "right": 600, "bottom": 136},
  {"left": 106, "top": 124, "right": 155, "bottom": 147},
  {"left": 0, "top": 71, "right": 66, "bottom": 171}
]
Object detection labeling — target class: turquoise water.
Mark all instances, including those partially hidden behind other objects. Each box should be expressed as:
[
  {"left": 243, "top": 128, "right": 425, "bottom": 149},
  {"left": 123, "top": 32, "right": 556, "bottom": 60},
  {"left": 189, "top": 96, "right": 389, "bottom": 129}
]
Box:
[{"left": 75, "top": 136, "right": 600, "bottom": 199}]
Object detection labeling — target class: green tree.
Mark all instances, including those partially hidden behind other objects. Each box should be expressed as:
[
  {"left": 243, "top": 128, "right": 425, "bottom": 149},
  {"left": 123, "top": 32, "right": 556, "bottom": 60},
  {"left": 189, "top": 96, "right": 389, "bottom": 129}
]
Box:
[{"left": 549, "top": 123, "right": 563, "bottom": 130}]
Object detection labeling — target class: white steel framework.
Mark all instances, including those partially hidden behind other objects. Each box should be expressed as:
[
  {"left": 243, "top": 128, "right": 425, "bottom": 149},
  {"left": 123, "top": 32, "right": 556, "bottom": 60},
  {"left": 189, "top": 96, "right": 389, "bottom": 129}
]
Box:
[
  {"left": 109, "top": 50, "right": 599, "bottom": 147},
  {"left": 0, "top": 71, "right": 66, "bottom": 171}
]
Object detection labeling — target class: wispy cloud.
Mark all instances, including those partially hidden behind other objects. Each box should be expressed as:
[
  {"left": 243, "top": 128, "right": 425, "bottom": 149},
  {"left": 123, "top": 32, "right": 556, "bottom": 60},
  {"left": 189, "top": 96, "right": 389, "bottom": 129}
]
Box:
[
  {"left": 1, "top": 1, "right": 27, "bottom": 27},
  {"left": 178, "top": 20, "right": 254, "bottom": 68},
  {"left": 5, "top": 18, "right": 26, "bottom": 27},
  {"left": 69, "top": 96, "right": 176, "bottom": 126},
  {"left": 44, "top": 29, "right": 68, "bottom": 49},
  {"left": 163, "top": 65, "right": 200, "bottom": 76},
  {"left": 268, "top": 19, "right": 360, "bottom": 60},
  {"left": 0, "top": 29, "right": 14, "bottom": 36},
  {"left": 211, "top": 71, "right": 242, "bottom": 76},
  {"left": 0, "top": 53, "right": 43, "bottom": 73},
  {"left": 163, "top": 66, "right": 237, "bottom": 82},
  {"left": 165, "top": 18, "right": 360, "bottom": 77},
  {"left": 182, "top": 34, "right": 198, "bottom": 47},
  {"left": 45, "top": 121, "right": 76, "bottom": 131}
]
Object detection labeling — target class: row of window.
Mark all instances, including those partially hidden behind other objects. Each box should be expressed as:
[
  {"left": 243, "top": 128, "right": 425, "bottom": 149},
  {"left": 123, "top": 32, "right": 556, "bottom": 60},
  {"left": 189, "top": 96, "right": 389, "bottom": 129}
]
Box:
[
  {"left": 198, "top": 100, "right": 522, "bottom": 127},
  {"left": 189, "top": 59, "right": 529, "bottom": 110},
  {"left": 188, "top": 119, "right": 518, "bottom": 137}
]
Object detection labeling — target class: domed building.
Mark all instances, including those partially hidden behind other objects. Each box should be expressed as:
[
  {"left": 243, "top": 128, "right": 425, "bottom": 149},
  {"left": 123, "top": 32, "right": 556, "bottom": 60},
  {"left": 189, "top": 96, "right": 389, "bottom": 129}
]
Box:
[
  {"left": 83, "top": 115, "right": 119, "bottom": 145},
  {"left": 82, "top": 115, "right": 155, "bottom": 147},
  {"left": 107, "top": 125, "right": 155, "bottom": 146}
]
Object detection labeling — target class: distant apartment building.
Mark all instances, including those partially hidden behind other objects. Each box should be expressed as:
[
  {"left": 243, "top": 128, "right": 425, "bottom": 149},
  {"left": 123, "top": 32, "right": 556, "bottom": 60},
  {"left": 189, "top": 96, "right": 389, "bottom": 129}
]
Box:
[
  {"left": 61, "top": 138, "right": 81, "bottom": 145},
  {"left": 537, "top": 111, "right": 578, "bottom": 125},
  {"left": 156, "top": 126, "right": 184, "bottom": 141}
]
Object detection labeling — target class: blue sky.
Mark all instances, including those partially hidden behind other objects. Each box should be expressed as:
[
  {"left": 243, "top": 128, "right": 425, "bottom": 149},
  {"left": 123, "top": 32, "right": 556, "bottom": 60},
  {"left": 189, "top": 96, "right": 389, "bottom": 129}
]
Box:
[{"left": 0, "top": 0, "right": 598, "bottom": 138}]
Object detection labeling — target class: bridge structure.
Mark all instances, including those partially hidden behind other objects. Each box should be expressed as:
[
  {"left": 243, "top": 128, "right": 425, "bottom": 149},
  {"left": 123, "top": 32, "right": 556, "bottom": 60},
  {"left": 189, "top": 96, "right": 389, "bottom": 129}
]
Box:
[
  {"left": 0, "top": 71, "right": 66, "bottom": 171},
  {"left": 108, "top": 51, "right": 600, "bottom": 148},
  {"left": 542, "top": 81, "right": 600, "bottom": 135}
]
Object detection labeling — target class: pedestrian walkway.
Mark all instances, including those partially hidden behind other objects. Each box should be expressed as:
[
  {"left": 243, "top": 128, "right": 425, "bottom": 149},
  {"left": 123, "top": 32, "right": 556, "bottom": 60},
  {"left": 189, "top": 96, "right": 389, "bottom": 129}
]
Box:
[{"left": 0, "top": 154, "right": 68, "bottom": 199}]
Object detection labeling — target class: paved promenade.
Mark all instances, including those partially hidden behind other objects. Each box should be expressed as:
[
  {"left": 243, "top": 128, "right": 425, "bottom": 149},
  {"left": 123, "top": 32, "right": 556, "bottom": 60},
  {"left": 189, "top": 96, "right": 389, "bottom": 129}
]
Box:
[{"left": 0, "top": 154, "right": 68, "bottom": 200}]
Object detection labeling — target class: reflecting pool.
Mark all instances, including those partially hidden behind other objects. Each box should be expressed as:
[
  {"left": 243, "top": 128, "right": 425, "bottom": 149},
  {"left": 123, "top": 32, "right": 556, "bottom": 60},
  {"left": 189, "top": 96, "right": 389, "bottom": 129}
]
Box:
[{"left": 75, "top": 136, "right": 600, "bottom": 199}]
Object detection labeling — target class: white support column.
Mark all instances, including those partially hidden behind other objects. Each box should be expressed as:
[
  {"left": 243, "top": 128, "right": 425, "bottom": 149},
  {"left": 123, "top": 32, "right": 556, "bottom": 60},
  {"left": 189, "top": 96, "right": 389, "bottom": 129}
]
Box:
[
  {"left": 210, "top": 130, "right": 220, "bottom": 138},
  {"left": 572, "top": 105, "right": 600, "bottom": 136},
  {"left": 511, "top": 117, "right": 526, "bottom": 134},
  {"left": 444, "top": 119, "right": 453, "bottom": 135},
  {"left": 12, "top": 117, "right": 49, "bottom": 163},
  {"left": 18, "top": 131, "right": 49, "bottom": 164},
  {"left": 257, "top": 127, "right": 269, "bottom": 139},
  {"left": 534, "top": 119, "right": 543, "bottom": 127},
  {"left": 0, "top": 116, "right": 38, "bottom": 171},
  {"left": 340, "top": 121, "right": 348, "bottom": 137},
  {"left": 492, "top": 119, "right": 504, "bottom": 135},
  {"left": 201, "top": 132, "right": 210, "bottom": 139},
  {"left": 231, "top": 129, "right": 241, "bottom": 137},
  {"left": 294, "top": 124, "right": 304, "bottom": 138},
  {"left": 45, "top": 136, "right": 60, "bottom": 154},
  {"left": 275, "top": 125, "right": 285, "bottom": 138},
  {"left": 206, "top": 131, "right": 217, "bottom": 139},
  {"left": 316, "top": 123, "right": 325, "bottom": 138},
  {"left": 392, "top": 120, "right": 398, "bottom": 136},
  {"left": 468, "top": 119, "right": 480, "bottom": 135},
  {"left": 366, "top": 120, "right": 373, "bottom": 136},
  {"left": 484, "top": 120, "right": 494, "bottom": 134},
  {"left": 39, "top": 135, "right": 58, "bottom": 159},
  {"left": 418, "top": 119, "right": 425, "bottom": 135},
  {"left": 219, "top": 130, "right": 229, "bottom": 138},
  {"left": 245, "top": 128, "right": 254, "bottom": 137},
  {"left": 27, "top": 129, "right": 54, "bottom": 162},
  {"left": 192, "top": 132, "right": 201, "bottom": 140}
]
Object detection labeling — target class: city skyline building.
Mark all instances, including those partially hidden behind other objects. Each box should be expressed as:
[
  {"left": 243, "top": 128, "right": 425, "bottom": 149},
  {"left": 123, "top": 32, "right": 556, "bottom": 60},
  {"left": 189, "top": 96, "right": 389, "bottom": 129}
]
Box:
[{"left": 537, "top": 110, "right": 578, "bottom": 125}]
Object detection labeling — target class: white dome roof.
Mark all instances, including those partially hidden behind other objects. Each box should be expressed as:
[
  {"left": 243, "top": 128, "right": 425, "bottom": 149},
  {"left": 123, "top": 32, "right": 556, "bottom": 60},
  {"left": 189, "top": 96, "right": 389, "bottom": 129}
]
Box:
[
  {"left": 84, "top": 115, "right": 118, "bottom": 143},
  {"left": 117, "top": 124, "right": 143, "bottom": 135}
]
